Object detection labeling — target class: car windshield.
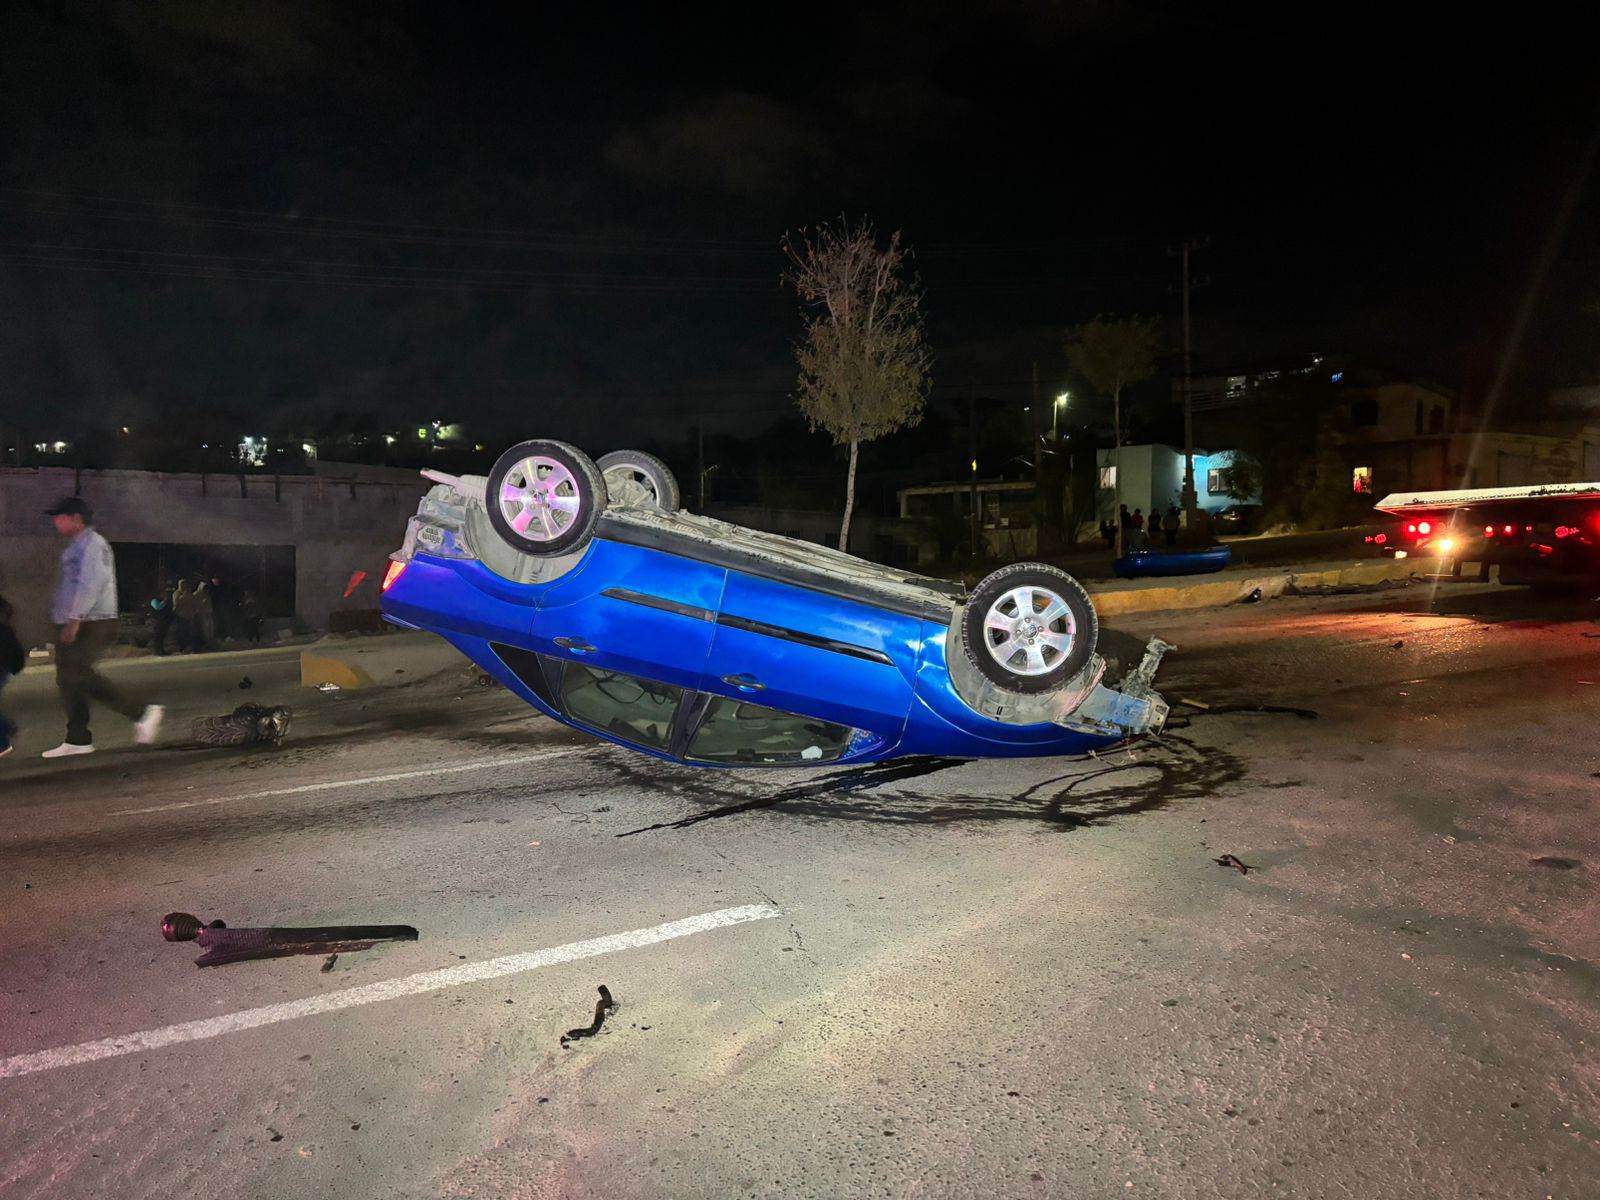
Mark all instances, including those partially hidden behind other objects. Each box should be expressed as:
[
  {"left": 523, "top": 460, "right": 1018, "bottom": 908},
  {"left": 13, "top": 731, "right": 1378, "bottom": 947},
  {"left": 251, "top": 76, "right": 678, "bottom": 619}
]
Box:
[
  {"left": 686, "top": 695, "right": 855, "bottom": 765},
  {"left": 559, "top": 662, "right": 681, "bottom": 750}
]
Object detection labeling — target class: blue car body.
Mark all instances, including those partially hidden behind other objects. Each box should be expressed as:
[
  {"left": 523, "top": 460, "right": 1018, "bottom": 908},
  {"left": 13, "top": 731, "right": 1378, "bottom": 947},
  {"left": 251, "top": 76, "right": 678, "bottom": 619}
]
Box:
[{"left": 381, "top": 486, "right": 1167, "bottom": 767}]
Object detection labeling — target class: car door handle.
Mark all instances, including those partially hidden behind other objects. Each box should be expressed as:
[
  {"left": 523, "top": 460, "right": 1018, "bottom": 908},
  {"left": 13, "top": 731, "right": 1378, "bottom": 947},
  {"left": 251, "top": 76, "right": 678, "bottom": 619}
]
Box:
[
  {"left": 554, "top": 636, "right": 595, "bottom": 654},
  {"left": 721, "top": 673, "right": 765, "bottom": 692}
]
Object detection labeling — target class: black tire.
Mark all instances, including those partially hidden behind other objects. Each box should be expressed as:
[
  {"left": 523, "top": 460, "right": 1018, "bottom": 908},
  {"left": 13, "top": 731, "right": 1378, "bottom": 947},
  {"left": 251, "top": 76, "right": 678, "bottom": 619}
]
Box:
[
  {"left": 961, "top": 562, "right": 1097, "bottom": 695},
  {"left": 485, "top": 440, "right": 607, "bottom": 557},
  {"left": 596, "top": 449, "right": 681, "bottom": 512}
]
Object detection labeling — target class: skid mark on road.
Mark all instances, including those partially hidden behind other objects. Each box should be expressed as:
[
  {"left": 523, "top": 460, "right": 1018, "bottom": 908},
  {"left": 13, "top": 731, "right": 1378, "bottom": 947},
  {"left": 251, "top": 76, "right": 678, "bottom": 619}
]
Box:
[
  {"left": 111, "top": 747, "right": 587, "bottom": 815},
  {"left": 0, "top": 904, "right": 778, "bottom": 1080}
]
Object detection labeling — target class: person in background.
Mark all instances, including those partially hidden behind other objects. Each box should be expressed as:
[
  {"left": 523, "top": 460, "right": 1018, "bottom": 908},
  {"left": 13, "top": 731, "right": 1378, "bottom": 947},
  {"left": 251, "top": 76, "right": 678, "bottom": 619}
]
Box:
[
  {"left": 149, "top": 582, "right": 174, "bottom": 655},
  {"left": 40, "top": 497, "right": 163, "bottom": 758},
  {"left": 0, "top": 593, "right": 24, "bottom": 759},
  {"left": 239, "top": 590, "right": 262, "bottom": 644},
  {"left": 1130, "top": 507, "right": 1146, "bottom": 549},
  {"left": 192, "top": 578, "right": 213, "bottom": 652},
  {"left": 1162, "top": 505, "right": 1181, "bottom": 547},
  {"left": 1099, "top": 518, "right": 1115, "bottom": 551},
  {"left": 208, "top": 573, "right": 231, "bottom": 642},
  {"left": 171, "top": 579, "right": 196, "bottom": 653}
]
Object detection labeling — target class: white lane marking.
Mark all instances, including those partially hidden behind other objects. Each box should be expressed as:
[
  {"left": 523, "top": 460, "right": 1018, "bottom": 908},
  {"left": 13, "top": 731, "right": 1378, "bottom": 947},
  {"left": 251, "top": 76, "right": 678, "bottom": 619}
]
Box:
[
  {"left": 0, "top": 905, "right": 778, "bottom": 1080},
  {"left": 110, "top": 748, "right": 587, "bottom": 815}
]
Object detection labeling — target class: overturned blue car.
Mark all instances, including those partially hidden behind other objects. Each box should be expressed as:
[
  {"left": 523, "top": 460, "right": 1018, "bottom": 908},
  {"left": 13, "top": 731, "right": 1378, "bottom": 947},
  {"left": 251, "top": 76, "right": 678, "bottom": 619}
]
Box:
[{"left": 380, "top": 440, "right": 1171, "bottom": 767}]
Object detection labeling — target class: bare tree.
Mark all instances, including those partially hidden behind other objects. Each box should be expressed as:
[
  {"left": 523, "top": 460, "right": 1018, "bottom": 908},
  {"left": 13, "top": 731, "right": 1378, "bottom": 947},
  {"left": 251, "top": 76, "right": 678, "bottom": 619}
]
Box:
[
  {"left": 784, "top": 219, "right": 931, "bottom": 551},
  {"left": 1064, "top": 315, "right": 1161, "bottom": 557}
]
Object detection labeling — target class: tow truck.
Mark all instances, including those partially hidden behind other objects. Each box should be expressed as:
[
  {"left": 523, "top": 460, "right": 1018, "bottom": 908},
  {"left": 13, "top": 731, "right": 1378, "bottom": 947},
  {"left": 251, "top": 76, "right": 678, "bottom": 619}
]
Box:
[{"left": 1373, "top": 481, "right": 1600, "bottom": 589}]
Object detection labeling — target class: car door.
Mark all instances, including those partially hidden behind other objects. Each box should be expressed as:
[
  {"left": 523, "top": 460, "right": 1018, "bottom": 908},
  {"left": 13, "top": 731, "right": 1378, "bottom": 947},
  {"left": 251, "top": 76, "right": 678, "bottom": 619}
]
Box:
[
  {"left": 530, "top": 537, "right": 726, "bottom": 690},
  {"left": 701, "top": 572, "right": 916, "bottom": 744}
]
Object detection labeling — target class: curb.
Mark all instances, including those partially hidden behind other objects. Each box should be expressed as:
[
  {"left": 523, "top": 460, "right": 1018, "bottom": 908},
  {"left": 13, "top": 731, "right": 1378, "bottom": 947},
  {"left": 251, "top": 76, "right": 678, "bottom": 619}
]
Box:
[
  {"left": 297, "top": 631, "right": 462, "bottom": 691},
  {"left": 1085, "top": 556, "right": 1444, "bottom": 618}
]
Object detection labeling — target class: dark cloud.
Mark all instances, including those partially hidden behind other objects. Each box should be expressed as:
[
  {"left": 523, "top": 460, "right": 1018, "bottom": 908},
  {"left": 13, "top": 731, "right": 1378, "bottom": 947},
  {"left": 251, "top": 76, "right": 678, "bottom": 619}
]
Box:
[{"left": 604, "top": 92, "right": 830, "bottom": 198}]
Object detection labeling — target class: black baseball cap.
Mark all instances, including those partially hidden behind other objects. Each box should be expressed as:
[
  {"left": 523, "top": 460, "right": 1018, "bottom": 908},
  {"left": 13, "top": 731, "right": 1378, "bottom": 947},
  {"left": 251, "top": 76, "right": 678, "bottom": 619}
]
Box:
[{"left": 45, "top": 497, "right": 93, "bottom": 521}]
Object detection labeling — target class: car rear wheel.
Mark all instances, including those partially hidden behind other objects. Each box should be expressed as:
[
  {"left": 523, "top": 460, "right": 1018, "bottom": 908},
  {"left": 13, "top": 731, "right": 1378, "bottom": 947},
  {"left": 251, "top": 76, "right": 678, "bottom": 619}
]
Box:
[
  {"left": 597, "top": 449, "right": 680, "bottom": 512},
  {"left": 485, "top": 440, "right": 607, "bottom": 557},
  {"left": 961, "top": 562, "right": 1097, "bottom": 694}
]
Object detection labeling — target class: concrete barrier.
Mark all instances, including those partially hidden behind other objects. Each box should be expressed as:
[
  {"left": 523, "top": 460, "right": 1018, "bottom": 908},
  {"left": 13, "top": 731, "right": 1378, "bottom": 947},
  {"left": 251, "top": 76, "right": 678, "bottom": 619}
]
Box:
[{"left": 1085, "top": 556, "right": 1444, "bottom": 618}]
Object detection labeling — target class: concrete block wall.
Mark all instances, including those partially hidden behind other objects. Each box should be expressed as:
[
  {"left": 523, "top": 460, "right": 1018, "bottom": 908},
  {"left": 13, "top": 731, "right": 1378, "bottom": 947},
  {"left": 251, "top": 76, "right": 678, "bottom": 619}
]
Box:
[{"left": 0, "top": 465, "right": 427, "bottom": 647}]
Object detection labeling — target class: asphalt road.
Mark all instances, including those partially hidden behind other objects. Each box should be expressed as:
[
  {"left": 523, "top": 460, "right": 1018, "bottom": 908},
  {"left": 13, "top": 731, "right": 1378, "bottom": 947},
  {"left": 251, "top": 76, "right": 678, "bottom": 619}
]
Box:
[{"left": 3, "top": 583, "right": 1598, "bottom": 1199}]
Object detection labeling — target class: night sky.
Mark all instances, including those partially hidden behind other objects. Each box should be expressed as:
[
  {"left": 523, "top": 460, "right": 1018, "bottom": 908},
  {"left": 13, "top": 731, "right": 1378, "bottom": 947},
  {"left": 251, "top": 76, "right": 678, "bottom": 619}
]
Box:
[{"left": 3, "top": 2, "right": 1597, "bottom": 445}]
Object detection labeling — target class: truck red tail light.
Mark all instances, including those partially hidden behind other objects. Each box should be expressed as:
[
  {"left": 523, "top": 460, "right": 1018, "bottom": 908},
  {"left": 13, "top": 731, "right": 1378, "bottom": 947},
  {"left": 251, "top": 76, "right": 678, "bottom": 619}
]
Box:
[
  {"left": 1417, "top": 521, "right": 1431, "bottom": 535},
  {"left": 1484, "top": 524, "right": 1495, "bottom": 537}
]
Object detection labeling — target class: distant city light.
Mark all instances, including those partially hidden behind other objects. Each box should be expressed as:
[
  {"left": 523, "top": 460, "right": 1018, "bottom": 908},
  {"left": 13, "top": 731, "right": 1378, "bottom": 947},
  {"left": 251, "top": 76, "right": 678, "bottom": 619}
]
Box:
[
  {"left": 384, "top": 434, "right": 396, "bottom": 444},
  {"left": 417, "top": 427, "right": 428, "bottom": 438},
  {"left": 1331, "top": 371, "right": 1344, "bottom": 383}
]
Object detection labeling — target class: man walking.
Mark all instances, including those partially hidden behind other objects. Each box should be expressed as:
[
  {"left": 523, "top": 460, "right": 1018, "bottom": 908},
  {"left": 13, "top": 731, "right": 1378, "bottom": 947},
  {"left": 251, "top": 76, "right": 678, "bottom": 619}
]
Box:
[{"left": 42, "top": 497, "right": 163, "bottom": 758}]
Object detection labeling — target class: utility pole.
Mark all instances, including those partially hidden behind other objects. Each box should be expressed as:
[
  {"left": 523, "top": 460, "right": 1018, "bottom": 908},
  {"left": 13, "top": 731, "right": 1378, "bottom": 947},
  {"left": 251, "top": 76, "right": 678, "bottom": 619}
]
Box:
[
  {"left": 968, "top": 369, "right": 979, "bottom": 561},
  {"left": 1031, "top": 360, "right": 1044, "bottom": 552},
  {"left": 1170, "top": 237, "right": 1210, "bottom": 540},
  {"left": 696, "top": 416, "right": 705, "bottom": 510}
]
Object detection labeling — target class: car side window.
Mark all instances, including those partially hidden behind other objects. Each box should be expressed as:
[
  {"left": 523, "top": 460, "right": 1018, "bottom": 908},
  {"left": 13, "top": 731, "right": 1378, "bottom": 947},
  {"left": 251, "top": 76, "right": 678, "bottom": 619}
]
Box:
[
  {"left": 559, "top": 661, "right": 682, "bottom": 750},
  {"left": 686, "top": 695, "right": 855, "bottom": 765}
]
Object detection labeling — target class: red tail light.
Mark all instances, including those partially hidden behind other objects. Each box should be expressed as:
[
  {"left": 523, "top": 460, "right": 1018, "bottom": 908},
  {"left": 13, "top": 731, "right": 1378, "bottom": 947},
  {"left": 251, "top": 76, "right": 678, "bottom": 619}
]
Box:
[
  {"left": 1406, "top": 522, "right": 1417, "bottom": 534},
  {"left": 1417, "top": 521, "right": 1432, "bottom": 535},
  {"left": 1374, "top": 532, "right": 1388, "bottom": 544},
  {"left": 1556, "top": 525, "right": 1577, "bottom": 539},
  {"left": 1504, "top": 525, "right": 1514, "bottom": 535},
  {"left": 1484, "top": 525, "right": 1495, "bottom": 537},
  {"left": 381, "top": 560, "right": 407, "bottom": 591}
]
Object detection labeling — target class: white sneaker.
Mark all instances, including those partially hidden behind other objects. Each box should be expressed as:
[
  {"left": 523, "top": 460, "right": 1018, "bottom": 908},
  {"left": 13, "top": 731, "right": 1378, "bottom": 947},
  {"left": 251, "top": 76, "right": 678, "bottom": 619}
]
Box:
[
  {"left": 134, "top": 705, "right": 165, "bottom": 745},
  {"left": 42, "top": 742, "right": 95, "bottom": 758}
]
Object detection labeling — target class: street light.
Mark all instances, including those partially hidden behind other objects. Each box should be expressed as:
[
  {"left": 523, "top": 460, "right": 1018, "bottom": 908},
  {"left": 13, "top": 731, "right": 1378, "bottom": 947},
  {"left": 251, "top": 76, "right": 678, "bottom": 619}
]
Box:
[{"left": 1052, "top": 392, "right": 1069, "bottom": 439}]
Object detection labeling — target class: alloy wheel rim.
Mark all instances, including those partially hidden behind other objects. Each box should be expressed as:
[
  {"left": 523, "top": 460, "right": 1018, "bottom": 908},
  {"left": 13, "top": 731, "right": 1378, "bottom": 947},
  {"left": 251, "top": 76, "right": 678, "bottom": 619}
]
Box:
[
  {"left": 499, "top": 455, "right": 581, "bottom": 541},
  {"left": 981, "top": 584, "right": 1075, "bottom": 676},
  {"left": 603, "top": 465, "right": 659, "bottom": 509}
]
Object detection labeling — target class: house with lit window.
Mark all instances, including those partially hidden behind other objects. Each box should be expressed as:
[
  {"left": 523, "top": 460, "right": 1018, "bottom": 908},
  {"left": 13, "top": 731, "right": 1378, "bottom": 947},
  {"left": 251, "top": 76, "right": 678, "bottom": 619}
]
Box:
[
  {"left": 1094, "top": 444, "right": 1259, "bottom": 524},
  {"left": 1325, "top": 373, "right": 1600, "bottom": 496}
]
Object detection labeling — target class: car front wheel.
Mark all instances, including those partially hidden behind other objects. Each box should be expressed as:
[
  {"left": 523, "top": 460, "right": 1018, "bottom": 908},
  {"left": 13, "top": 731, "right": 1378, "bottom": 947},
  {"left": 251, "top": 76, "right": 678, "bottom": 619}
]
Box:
[
  {"left": 961, "top": 562, "right": 1097, "bottom": 694},
  {"left": 596, "top": 449, "right": 681, "bottom": 512}
]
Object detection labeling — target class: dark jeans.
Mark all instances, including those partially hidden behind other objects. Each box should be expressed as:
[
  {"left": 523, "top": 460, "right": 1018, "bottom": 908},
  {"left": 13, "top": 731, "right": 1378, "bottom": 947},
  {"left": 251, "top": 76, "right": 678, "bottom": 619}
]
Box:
[
  {"left": 0, "top": 669, "right": 14, "bottom": 752},
  {"left": 56, "top": 620, "right": 143, "bottom": 745}
]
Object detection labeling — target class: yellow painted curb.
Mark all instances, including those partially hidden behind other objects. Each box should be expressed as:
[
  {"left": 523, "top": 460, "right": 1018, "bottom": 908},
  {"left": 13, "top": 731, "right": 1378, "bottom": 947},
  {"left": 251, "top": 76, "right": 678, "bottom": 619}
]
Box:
[
  {"left": 1086, "top": 556, "right": 1443, "bottom": 618},
  {"left": 299, "top": 649, "right": 377, "bottom": 691}
]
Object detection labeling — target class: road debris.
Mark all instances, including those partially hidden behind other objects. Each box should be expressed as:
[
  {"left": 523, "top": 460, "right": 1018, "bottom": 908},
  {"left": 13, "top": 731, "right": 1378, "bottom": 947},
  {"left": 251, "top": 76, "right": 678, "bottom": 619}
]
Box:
[
  {"left": 1392, "top": 640, "right": 1404, "bottom": 649},
  {"left": 321, "top": 954, "right": 338, "bottom": 972},
  {"left": 317, "top": 681, "right": 341, "bottom": 692},
  {"left": 238, "top": 675, "right": 253, "bottom": 689},
  {"left": 1214, "top": 854, "right": 1252, "bottom": 875},
  {"left": 162, "top": 911, "right": 419, "bottom": 968},
  {"left": 1532, "top": 856, "right": 1581, "bottom": 870},
  {"left": 190, "top": 704, "right": 293, "bottom": 748},
  {"left": 560, "top": 984, "right": 617, "bottom": 1047}
]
